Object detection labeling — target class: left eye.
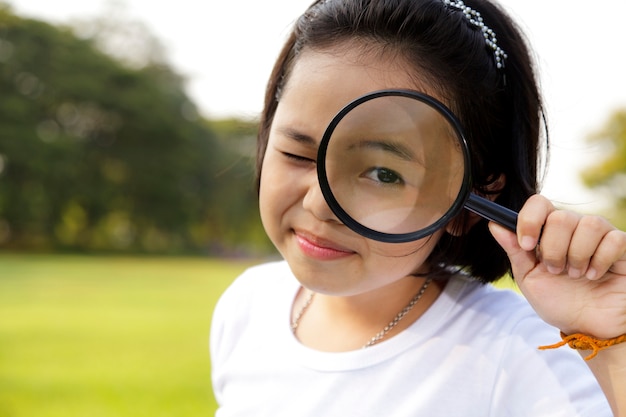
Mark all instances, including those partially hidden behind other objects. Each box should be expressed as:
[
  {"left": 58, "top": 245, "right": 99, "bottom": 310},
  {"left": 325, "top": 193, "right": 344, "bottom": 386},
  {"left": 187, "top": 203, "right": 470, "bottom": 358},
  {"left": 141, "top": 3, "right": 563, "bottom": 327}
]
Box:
[{"left": 362, "top": 167, "right": 404, "bottom": 185}]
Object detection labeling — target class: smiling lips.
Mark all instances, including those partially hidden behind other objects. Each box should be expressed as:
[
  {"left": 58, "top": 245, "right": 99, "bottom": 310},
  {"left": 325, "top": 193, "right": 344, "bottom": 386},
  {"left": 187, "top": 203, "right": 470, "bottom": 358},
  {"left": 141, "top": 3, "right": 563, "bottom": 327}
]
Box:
[{"left": 295, "top": 231, "right": 355, "bottom": 260}]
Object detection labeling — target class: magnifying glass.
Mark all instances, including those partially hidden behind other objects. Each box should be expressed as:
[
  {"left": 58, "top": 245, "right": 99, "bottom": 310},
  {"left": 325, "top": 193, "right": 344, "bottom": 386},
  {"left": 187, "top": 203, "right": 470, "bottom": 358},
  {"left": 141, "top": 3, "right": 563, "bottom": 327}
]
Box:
[{"left": 317, "top": 89, "right": 518, "bottom": 243}]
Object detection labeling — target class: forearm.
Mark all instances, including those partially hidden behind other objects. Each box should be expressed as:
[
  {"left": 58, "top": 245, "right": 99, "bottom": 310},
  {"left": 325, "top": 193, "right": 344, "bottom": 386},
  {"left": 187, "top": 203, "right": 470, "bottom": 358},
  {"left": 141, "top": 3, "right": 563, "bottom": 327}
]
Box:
[{"left": 584, "top": 342, "right": 626, "bottom": 416}]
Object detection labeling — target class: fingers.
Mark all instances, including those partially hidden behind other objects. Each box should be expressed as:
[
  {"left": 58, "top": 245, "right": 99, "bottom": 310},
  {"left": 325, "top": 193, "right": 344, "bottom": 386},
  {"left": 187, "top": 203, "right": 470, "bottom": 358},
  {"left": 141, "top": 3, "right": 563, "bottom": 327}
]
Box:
[
  {"left": 516, "top": 194, "right": 553, "bottom": 251},
  {"left": 587, "top": 229, "right": 626, "bottom": 280},
  {"left": 489, "top": 222, "right": 537, "bottom": 276},
  {"left": 566, "top": 216, "right": 614, "bottom": 279},
  {"left": 516, "top": 194, "right": 626, "bottom": 280},
  {"left": 536, "top": 210, "right": 583, "bottom": 276}
]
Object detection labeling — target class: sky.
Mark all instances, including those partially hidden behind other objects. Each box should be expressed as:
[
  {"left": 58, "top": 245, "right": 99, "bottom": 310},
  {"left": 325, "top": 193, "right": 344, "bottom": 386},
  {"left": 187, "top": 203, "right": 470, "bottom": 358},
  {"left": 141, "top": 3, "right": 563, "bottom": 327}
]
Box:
[{"left": 7, "top": 0, "right": 626, "bottom": 212}]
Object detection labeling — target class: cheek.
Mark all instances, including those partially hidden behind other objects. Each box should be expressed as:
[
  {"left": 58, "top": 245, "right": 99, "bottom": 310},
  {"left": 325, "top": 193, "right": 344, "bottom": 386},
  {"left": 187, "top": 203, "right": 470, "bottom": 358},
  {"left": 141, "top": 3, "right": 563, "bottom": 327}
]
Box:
[
  {"left": 258, "top": 159, "right": 280, "bottom": 225},
  {"left": 258, "top": 154, "right": 298, "bottom": 227},
  {"left": 258, "top": 174, "right": 282, "bottom": 250}
]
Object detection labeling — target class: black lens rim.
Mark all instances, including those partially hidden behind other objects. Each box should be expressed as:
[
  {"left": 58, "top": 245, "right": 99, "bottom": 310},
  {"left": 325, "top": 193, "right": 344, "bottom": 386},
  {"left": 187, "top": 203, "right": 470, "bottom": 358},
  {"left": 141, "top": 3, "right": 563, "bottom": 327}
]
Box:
[{"left": 317, "top": 89, "right": 473, "bottom": 243}]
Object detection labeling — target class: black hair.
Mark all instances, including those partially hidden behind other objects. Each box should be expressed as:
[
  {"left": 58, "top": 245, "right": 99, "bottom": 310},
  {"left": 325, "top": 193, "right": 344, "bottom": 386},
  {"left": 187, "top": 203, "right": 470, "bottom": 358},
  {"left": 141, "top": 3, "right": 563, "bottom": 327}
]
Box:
[{"left": 257, "top": 0, "right": 547, "bottom": 283}]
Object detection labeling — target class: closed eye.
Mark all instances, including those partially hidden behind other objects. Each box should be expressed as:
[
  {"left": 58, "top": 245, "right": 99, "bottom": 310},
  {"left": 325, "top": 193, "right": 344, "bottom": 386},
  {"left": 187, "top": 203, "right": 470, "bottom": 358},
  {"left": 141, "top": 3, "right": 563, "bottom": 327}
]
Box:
[{"left": 282, "top": 152, "right": 315, "bottom": 164}]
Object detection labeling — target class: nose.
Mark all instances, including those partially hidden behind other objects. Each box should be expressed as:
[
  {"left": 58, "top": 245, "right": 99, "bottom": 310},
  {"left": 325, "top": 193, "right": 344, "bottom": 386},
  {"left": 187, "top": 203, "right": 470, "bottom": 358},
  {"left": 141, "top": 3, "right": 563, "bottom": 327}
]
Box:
[{"left": 302, "top": 175, "right": 340, "bottom": 223}]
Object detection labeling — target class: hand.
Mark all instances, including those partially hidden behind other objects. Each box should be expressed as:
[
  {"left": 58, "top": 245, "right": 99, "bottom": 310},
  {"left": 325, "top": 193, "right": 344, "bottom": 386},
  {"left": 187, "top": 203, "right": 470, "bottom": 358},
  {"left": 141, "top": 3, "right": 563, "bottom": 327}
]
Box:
[{"left": 489, "top": 194, "right": 626, "bottom": 339}]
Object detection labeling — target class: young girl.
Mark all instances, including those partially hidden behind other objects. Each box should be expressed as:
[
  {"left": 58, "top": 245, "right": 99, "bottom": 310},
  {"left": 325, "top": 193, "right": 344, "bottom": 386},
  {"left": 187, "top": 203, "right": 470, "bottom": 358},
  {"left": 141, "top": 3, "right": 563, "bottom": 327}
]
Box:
[{"left": 210, "top": 0, "right": 626, "bottom": 415}]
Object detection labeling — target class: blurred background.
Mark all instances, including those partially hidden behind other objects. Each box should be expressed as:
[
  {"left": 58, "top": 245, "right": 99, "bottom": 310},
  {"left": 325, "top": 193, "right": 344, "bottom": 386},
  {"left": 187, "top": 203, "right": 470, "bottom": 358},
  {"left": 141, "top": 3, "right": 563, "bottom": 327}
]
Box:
[{"left": 0, "top": 0, "right": 625, "bottom": 415}]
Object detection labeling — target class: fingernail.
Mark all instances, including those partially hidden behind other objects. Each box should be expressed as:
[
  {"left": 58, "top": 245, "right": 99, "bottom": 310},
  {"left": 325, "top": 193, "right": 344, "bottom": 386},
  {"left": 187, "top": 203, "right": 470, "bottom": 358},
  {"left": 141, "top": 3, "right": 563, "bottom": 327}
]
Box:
[
  {"left": 585, "top": 268, "right": 597, "bottom": 280},
  {"left": 547, "top": 265, "right": 562, "bottom": 275},
  {"left": 520, "top": 236, "right": 535, "bottom": 251},
  {"left": 568, "top": 268, "right": 581, "bottom": 279}
]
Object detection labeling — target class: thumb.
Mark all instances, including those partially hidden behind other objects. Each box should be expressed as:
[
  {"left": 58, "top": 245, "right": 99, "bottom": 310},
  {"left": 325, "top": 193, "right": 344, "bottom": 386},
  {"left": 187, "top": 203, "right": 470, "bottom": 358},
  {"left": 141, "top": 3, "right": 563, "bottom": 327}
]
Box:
[{"left": 488, "top": 222, "right": 537, "bottom": 282}]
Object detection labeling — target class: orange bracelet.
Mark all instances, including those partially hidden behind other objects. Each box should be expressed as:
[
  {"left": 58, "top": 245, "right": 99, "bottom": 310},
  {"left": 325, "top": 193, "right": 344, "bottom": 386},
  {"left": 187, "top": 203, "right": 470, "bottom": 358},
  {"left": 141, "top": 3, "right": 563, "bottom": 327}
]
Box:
[{"left": 539, "top": 332, "right": 626, "bottom": 360}]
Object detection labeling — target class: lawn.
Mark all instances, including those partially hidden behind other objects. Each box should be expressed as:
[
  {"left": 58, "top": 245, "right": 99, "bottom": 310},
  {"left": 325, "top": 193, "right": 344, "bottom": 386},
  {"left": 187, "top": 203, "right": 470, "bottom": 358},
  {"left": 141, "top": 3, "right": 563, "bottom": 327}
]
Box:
[
  {"left": 0, "top": 253, "right": 518, "bottom": 416},
  {"left": 0, "top": 254, "right": 255, "bottom": 417}
]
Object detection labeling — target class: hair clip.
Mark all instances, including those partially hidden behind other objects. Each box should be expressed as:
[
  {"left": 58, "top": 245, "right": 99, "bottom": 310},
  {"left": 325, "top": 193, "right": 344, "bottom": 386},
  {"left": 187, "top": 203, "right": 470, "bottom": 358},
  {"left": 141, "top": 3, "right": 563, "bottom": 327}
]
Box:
[{"left": 441, "top": 0, "right": 508, "bottom": 69}]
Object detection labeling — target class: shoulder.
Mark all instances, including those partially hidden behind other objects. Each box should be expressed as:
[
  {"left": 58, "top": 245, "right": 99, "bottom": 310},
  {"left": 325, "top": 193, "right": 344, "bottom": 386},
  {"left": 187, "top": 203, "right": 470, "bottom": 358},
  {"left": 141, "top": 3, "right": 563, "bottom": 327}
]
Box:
[
  {"left": 213, "top": 259, "right": 295, "bottom": 317},
  {"left": 437, "top": 276, "right": 611, "bottom": 414},
  {"left": 440, "top": 276, "right": 610, "bottom": 414},
  {"left": 210, "top": 260, "right": 296, "bottom": 348},
  {"left": 220, "top": 261, "right": 295, "bottom": 302},
  {"left": 437, "top": 275, "right": 562, "bottom": 358},
  {"left": 210, "top": 260, "right": 298, "bottom": 383},
  {"left": 442, "top": 275, "right": 533, "bottom": 327}
]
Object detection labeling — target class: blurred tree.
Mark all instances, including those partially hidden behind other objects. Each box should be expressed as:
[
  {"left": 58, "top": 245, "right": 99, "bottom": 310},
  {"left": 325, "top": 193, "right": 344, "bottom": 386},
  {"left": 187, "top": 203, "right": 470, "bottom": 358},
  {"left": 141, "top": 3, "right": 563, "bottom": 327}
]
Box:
[
  {"left": 581, "top": 109, "right": 626, "bottom": 229},
  {"left": 0, "top": 4, "right": 269, "bottom": 254},
  {"left": 206, "top": 118, "right": 273, "bottom": 254}
]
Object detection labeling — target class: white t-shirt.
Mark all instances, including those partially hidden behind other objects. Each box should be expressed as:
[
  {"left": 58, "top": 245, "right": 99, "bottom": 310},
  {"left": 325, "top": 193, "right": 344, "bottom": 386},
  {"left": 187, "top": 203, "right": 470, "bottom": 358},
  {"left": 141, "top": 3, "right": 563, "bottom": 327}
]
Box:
[{"left": 210, "top": 261, "right": 611, "bottom": 417}]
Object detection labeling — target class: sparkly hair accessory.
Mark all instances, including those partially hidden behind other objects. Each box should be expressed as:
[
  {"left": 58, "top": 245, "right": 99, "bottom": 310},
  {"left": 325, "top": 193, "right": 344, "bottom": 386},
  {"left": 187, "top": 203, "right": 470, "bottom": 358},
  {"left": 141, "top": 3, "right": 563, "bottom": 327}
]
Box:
[{"left": 441, "top": 0, "right": 508, "bottom": 69}]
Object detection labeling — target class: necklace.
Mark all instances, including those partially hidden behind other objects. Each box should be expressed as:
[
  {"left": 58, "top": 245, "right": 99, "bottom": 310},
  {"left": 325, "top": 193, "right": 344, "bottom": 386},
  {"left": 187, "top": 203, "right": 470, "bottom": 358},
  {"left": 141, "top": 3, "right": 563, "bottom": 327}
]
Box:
[{"left": 291, "top": 277, "right": 434, "bottom": 348}]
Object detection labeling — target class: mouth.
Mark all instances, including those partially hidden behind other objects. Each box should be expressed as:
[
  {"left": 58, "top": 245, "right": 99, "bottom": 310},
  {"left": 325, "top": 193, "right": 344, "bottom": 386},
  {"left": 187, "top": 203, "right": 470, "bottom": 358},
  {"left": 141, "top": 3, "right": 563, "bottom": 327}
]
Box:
[{"left": 294, "top": 230, "right": 355, "bottom": 260}]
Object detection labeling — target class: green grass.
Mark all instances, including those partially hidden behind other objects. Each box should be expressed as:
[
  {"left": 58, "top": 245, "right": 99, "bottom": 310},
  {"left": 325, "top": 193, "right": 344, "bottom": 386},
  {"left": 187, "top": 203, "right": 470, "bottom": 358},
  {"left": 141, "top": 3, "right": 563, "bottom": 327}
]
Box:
[
  {"left": 0, "top": 254, "right": 254, "bottom": 417},
  {"left": 0, "top": 253, "right": 519, "bottom": 416}
]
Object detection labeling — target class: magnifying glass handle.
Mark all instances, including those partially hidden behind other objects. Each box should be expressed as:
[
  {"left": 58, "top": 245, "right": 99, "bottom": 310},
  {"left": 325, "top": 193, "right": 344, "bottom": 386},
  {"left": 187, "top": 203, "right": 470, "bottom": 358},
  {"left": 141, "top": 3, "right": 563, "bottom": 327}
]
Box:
[{"left": 465, "top": 193, "right": 518, "bottom": 231}]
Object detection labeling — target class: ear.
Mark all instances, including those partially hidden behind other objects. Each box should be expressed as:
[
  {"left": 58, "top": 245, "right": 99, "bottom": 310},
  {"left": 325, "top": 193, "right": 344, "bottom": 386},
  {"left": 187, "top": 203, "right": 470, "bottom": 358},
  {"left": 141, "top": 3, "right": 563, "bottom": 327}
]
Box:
[{"left": 445, "top": 173, "right": 506, "bottom": 236}]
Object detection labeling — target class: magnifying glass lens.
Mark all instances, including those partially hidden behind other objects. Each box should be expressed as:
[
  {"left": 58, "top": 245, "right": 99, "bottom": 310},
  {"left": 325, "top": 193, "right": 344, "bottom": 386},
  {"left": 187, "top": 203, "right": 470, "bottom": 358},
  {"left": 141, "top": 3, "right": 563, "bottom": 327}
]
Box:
[{"left": 319, "top": 91, "right": 470, "bottom": 241}]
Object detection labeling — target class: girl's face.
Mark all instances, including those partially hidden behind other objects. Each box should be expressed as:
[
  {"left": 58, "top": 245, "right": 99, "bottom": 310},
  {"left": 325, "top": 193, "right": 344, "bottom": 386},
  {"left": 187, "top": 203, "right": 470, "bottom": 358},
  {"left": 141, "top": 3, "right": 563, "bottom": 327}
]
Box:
[{"left": 259, "top": 46, "right": 445, "bottom": 296}]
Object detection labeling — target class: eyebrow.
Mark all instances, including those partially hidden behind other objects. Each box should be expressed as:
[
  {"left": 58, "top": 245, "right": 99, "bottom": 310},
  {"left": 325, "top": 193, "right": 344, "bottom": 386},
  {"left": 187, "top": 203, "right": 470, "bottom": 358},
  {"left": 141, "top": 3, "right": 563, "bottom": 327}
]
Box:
[
  {"left": 349, "top": 140, "right": 417, "bottom": 162},
  {"left": 276, "top": 127, "right": 318, "bottom": 147}
]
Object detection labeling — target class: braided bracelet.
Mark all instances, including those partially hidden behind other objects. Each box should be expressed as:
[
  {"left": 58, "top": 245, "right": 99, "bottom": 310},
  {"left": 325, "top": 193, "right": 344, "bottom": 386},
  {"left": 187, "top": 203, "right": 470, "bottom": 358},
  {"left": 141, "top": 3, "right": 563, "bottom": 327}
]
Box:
[{"left": 539, "top": 332, "right": 626, "bottom": 360}]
